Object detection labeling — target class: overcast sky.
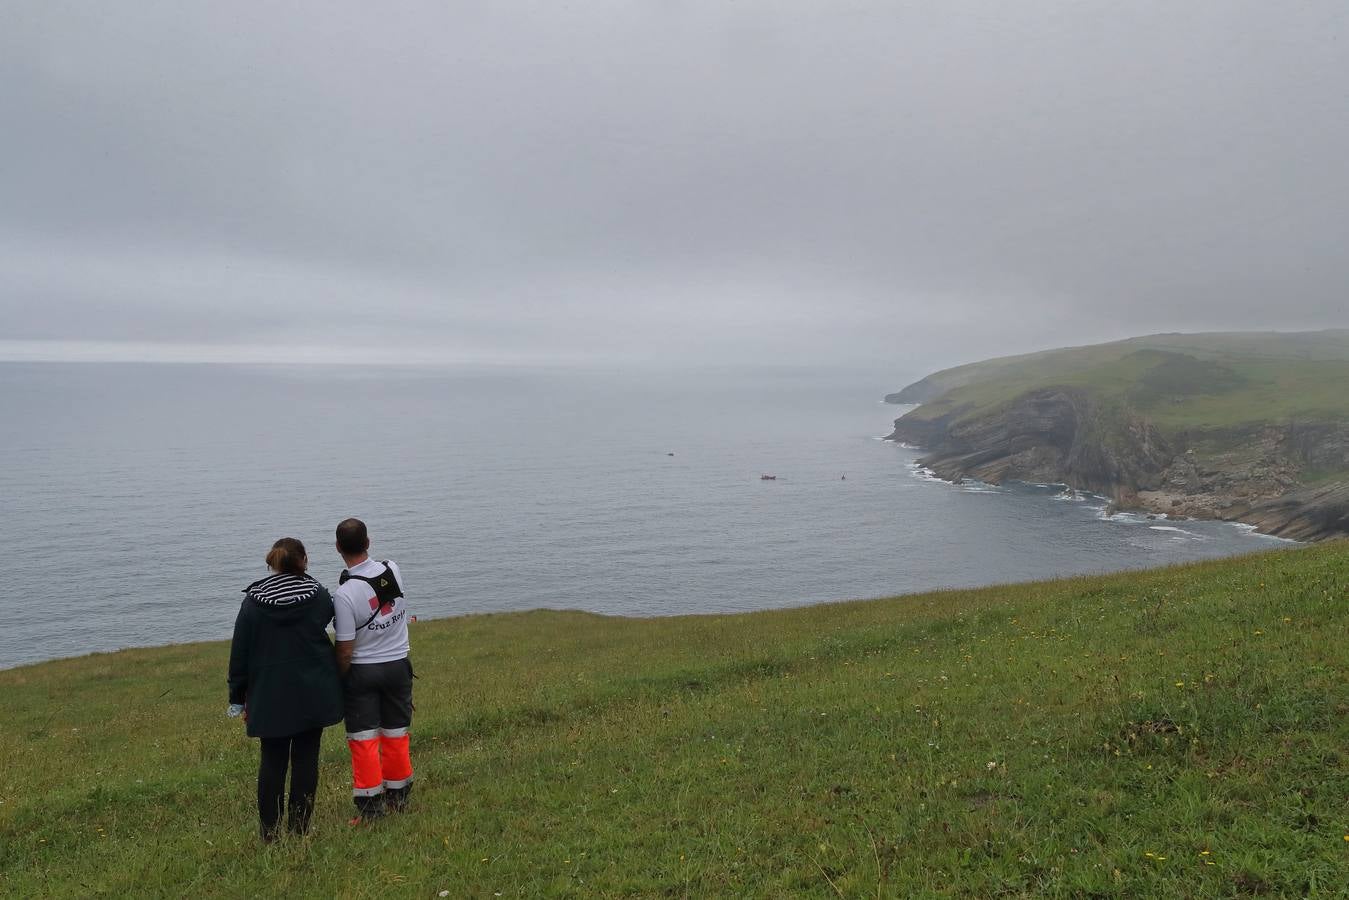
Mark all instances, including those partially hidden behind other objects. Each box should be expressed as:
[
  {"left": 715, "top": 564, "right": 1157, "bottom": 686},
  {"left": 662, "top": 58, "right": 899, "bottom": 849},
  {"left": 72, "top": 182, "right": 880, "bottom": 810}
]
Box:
[{"left": 3, "top": 1, "right": 1347, "bottom": 373}]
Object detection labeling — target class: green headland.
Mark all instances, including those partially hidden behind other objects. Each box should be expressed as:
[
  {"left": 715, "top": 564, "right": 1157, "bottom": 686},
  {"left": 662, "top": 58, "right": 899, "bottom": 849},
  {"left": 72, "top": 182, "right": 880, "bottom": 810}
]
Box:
[
  {"left": 888, "top": 330, "right": 1349, "bottom": 540},
  {"left": 3, "top": 543, "right": 1347, "bottom": 897}
]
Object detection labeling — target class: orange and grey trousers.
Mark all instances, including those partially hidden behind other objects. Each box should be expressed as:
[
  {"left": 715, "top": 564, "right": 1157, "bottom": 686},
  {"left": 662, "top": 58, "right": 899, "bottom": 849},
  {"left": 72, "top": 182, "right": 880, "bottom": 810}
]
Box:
[{"left": 343, "top": 657, "right": 414, "bottom": 815}]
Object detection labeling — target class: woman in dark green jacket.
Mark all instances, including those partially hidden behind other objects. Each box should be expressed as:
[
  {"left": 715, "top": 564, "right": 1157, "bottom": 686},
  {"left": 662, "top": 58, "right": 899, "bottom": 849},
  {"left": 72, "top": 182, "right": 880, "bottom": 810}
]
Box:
[{"left": 228, "top": 537, "right": 343, "bottom": 841}]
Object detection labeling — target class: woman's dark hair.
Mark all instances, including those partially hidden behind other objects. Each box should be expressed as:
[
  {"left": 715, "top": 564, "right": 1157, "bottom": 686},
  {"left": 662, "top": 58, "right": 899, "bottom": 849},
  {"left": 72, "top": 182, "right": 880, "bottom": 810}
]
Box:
[
  {"left": 266, "top": 537, "right": 308, "bottom": 576},
  {"left": 336, "top": 518, "right": 370, "bottom": 556}
]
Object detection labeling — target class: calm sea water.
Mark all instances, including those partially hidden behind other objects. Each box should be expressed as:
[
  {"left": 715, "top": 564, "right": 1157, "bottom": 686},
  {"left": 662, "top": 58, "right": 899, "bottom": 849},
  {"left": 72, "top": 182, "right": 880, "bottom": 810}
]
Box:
[{"left": 0, "top": 362, "right": 1288, "bottom": 669}]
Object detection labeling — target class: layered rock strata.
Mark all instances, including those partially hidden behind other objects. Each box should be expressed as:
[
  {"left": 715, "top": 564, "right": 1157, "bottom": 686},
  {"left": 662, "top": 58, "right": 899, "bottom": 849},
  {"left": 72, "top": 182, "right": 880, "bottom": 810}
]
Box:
[{"left": 889, "top": 391, "right": 1349, "bottom": 541}]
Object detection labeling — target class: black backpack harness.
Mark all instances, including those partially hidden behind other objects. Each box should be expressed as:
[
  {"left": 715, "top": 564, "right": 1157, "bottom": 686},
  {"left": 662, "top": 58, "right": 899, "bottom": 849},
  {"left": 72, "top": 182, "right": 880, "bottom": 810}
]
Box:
[{"left": 339, "top": 561, "right": 405, "bottom": 631}]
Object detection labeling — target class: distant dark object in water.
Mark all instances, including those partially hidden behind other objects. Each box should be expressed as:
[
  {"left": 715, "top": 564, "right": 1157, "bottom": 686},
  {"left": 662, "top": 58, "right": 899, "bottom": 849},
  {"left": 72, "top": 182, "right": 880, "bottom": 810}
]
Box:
[
  {"left": 760, "top": 474, "right": 777, "bottom": 481},
  {"left": 667, "top": 452, "right": 675, "bottom": 456},
  {"left": 841, "top": 474, "right": 846, "bottom": 480}
]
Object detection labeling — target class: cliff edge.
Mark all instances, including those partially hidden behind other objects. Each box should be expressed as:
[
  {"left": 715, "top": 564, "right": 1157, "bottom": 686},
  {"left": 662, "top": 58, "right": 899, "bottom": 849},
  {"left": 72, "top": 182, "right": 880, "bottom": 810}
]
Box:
[{"left": 887, "top": 331, "right": 1349, "bottom": 540}]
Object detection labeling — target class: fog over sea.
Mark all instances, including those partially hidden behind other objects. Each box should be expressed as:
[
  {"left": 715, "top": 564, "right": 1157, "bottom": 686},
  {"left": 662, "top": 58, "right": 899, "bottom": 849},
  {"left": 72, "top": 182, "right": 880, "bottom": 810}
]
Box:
[{"left": 0, "top": 362, "right": 1288, "bottom": 669}]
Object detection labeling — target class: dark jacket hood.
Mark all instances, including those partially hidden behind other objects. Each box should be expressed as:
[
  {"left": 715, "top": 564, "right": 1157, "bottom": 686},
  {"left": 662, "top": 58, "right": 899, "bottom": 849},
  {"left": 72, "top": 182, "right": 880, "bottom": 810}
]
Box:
[{"left": 243, "top": 572, "right": 323, "bottom": 623}]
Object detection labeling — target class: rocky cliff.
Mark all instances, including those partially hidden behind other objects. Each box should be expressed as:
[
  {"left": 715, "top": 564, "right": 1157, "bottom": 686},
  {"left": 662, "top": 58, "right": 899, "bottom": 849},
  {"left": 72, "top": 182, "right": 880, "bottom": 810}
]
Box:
[
  {"left": 889, "top": 389, "right": 1173, "bottom": 495},
  {"left": 889, "top": 392, "right": 1349, "bottom": 541}
]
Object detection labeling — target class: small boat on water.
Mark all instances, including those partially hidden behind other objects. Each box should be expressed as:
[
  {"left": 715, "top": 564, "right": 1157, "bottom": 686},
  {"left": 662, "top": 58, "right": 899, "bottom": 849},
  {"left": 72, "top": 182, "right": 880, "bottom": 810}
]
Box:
[{"left": 760, "top": 474, "right": 777, "bottom": 481}]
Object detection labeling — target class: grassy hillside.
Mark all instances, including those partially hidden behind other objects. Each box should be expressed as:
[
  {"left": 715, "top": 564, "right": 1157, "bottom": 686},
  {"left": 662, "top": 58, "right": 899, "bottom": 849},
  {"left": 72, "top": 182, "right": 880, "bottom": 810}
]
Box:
[
  {"left": 3, "top": 544, "right": 1348, "bottom": 897},
  {"left": 896, "top": 330, "right": 1349, "bottom": 433}
]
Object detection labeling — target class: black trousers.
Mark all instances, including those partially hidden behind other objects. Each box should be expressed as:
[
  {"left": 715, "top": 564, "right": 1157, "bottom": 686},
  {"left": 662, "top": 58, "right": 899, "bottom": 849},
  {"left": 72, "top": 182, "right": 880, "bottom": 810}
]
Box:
[
  {"left": 343, "top": 658, "right": 414, "bottom": 734},
  {"left": 257, "top": 727, "right": 322, "bottom": 839}
]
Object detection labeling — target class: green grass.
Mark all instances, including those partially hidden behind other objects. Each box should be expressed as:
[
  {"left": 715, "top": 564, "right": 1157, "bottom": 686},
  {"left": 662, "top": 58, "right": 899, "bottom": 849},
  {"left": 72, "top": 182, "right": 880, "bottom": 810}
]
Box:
[
  {"left": 4, "top": 544, "right": 1349, "bottom": 897},
  {"left": 897, "top": 330, "right": 1349, "bottom": 416},
  {"left": 908, "top": 351, "right": 1349, "bottom": 431},
  {"left": 898, "top": 333, "right": 1349, "bottom": 489}
]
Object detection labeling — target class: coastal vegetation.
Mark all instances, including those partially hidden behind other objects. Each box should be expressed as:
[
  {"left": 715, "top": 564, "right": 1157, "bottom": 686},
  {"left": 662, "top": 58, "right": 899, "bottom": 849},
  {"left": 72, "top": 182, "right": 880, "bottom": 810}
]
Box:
[
  {"left": 889, "top": 331, "right": 1349, "bottom": 540},
  {"left": 3, "top": 542, "right": 1347, "bottom": 896}
]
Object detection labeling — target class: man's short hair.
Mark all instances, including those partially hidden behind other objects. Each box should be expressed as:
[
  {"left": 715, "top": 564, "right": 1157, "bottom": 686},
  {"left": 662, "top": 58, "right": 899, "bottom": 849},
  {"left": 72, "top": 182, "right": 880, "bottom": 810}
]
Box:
[{"left": 336, "top": 518, "right": 370, "bottom": 556}]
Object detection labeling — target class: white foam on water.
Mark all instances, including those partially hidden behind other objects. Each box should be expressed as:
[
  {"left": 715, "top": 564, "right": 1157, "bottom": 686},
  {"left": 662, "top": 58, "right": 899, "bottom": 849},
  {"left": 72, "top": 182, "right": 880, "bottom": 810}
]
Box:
[
  {"left": 1232, "top": 523, "right": 1297, "bottom": 543},
  {"left": 957, "top": 482, "right": 1004, "bottom": 494},
  {"left": 902, "top": 461, "right": 1003, "bottom": 493},
  {"left": 906, "top": 462, "right": 947, "bottom": 484},
  {"left": 1051, "top": 489, "right": 1090, "bottom": 503},
  {"left": 1098, "top": 508, "right": 1152, "bottom": 524},
  {"left": 1148, "top": 524, "right": 1210, "bottom": 542}
]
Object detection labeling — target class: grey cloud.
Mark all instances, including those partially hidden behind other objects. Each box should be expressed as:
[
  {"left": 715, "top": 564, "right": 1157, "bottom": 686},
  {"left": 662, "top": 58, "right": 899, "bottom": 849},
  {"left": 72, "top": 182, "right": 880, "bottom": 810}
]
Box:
[{"left": 2, "top": 1, "right": 1347, "bottom": 372}]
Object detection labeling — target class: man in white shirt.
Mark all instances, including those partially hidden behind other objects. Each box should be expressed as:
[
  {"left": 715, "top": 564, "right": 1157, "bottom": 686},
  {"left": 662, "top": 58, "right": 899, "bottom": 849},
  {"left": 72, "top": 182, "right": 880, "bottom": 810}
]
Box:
[{"left": 333, "top": 518, "right": 414, "bottom": 821}]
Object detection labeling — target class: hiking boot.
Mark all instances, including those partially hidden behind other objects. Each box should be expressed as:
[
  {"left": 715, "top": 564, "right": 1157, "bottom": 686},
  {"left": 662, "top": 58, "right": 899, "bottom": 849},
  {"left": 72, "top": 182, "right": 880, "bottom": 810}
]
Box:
[
  {"left": 386, "top": 784, "right": 412, "bottom": 813},
  {"left": 351, "top": 794, "right": 388, "bottom": 825}
]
